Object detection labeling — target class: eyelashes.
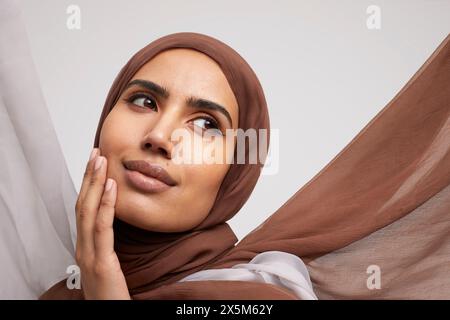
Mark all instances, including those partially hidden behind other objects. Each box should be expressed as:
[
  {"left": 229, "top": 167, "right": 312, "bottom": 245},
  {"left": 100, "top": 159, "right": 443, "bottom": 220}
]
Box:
[
  {"left": 124, "top": 92, "right": 223, "bottom": 135},
  {"left": 126, "top": 93, "right": 157, "bottom": 110},
  {"left": 192, "top": 117, "right": 221, "bottom": 133}
]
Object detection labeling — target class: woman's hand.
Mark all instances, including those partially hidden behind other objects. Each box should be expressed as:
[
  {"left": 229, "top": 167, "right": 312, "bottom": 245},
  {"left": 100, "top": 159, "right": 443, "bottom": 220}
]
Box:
[{"left": 75, "top": 148, "right": 131, "bottom": 300}]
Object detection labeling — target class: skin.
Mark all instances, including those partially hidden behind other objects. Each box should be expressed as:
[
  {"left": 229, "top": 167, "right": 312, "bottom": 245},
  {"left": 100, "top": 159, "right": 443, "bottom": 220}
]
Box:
[{"left": 75, "top": 48, "right": 239, "bottom": 299}]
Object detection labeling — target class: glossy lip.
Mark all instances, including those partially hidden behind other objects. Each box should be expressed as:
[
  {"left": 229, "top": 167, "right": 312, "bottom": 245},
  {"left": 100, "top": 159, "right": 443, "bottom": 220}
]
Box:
[{"left": 123, "top": 160, "right": 177, "bottom": 193}]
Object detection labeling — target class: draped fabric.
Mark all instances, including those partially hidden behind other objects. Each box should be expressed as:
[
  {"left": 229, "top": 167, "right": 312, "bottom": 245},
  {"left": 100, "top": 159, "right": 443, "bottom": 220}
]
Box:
[
  {"left": 1, "top": 0, "right": 448, "bottom": 300},
  {"left": 42, "top": 32, "right": 450, "bottom": 299},
  {"left": 198, "top": 32, "right": 450, "bottom": 299},
  {"left": 0, "top": 0, "right": 77, "bottom": 299},
  {"left": 177, "top": 251, "right": 318, "bottom": 300},
  {"left": 129, "top": 32, "right": 450, "bottom": 300}
]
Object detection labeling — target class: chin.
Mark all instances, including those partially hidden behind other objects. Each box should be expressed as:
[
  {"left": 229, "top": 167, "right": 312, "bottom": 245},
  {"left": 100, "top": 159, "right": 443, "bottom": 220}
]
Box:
[{"left": 114, "top": 201, "right": 172, "bottom": 232}]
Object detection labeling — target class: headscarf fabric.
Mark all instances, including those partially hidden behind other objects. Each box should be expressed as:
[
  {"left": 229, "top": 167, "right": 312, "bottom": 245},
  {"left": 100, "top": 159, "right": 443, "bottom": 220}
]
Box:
[{"left": 41, "top": 33, "right": 450, "bottom": 300}]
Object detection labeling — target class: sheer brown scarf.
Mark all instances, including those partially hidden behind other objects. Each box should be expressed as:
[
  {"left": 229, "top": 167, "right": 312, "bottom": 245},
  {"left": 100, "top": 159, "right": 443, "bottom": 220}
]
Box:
[{"left": 41, "top": 33, "right": 450, "bottom": 300}]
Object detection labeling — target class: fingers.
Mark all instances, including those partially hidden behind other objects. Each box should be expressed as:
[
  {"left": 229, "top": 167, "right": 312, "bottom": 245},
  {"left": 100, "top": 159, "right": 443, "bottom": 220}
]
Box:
[
  {"left": 94, "top": 178, "right": 117, "bottom": 260},
  {"left": 78, "top": 148, "right": 99, "bottom": 205},
  {"left": 73, "top": 149, "right": 127, "bottom": 300},
  {"left": 76, "top": 149, "right": 108, "bottom": 258},
  {"left": 76, "top": 148, "right": 99, "bottom": 257}
]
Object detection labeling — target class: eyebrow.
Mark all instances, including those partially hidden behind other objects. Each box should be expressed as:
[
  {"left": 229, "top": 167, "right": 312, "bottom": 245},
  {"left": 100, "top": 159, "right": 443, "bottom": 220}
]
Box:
[
  {"left": 124, "top": 79, "right": 233, "bottom": 127},
  {"left": 125, "top": 79, "right": 170, "bottom": 99}
]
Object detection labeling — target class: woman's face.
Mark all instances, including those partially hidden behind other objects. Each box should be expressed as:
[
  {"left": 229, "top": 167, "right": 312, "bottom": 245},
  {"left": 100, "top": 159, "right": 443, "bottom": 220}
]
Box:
[{"left": 99, "top": 48, "right": 239, "bottom": 232}]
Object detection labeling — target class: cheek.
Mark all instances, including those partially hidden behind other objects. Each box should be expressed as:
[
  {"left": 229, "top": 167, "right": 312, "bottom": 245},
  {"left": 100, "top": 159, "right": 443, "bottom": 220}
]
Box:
[
  {"left": 204, "top": 135, "right": 235, "bottom": 165},
  {"left": 99, "top": 110, "right": 118, "bottom": 150},
  {"left": 175, "top": 161, "right": 230, "bottom": 222},
  {"left": 176, "top": 133, "right": 234, "bottom": 165},
  {"left": 171, "top": 137, "right": 232, "bottom": 223},
  {"left": 98, "top": 107, "right": 136, "bottom": 154},
  {"left": 98, "top": 109, "right": 138, "bottom": 185},
  {"left": 185, "top": 164, "right": 230, "bottom": 192},
  {"left": 182, "top": 162, "right": 230, "bottom": 207}
]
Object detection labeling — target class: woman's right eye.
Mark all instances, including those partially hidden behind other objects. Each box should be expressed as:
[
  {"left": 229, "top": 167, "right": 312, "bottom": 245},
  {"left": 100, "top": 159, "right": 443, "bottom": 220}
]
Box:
[{"left": 128, "top": 94, "right": 157, "bottom": 111}]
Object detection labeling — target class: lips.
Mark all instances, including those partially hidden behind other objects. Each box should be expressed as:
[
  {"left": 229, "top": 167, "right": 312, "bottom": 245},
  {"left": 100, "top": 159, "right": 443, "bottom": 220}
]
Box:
[{"left": 123, "top": 160, "right": 177, "bottom": 188}]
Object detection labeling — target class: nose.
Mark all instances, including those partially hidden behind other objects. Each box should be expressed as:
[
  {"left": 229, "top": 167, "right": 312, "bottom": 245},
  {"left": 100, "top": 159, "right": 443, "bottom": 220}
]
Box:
[{"left": 141, "top": 114, "right": 177, "bottom": 159}]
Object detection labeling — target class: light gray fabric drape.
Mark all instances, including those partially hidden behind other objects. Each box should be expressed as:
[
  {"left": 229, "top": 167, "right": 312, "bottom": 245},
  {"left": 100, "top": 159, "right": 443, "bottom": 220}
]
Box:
[{"left": 0, "top": 0, "right": 77, "bottom": 299}]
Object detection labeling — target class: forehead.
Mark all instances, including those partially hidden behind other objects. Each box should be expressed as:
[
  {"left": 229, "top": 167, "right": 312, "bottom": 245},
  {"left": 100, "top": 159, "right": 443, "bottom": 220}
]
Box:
[
  {"left": 130, "top": 49, "right": 239, "bottom": 123},
  {"left": 132, "top": 48, "right": 231, "bottom": 95}
]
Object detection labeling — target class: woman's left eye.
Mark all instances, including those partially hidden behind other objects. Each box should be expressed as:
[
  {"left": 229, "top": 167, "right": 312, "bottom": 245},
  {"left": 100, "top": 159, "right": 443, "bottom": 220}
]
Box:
[
  {"left": 193, "top": 117, "right": 222, "bottom": 135},
  {"left": 127, "top": 94, "right": 157, "bottom": 111}
]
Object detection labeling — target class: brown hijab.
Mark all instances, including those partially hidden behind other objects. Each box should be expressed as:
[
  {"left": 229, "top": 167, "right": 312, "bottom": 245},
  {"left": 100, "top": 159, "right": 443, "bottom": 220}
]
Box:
[
  {"left": 41, "top": 32, "right": 450, "bottom": 300},
  {"left": 96, "top": 32, "right": 270, "bottom": 294}
]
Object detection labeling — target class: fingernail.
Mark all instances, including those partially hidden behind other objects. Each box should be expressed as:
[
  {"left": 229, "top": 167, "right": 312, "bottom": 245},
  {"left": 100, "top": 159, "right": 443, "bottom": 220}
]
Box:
[
  {"left": 94, "top": 156, "right": 104, "bottom": 171},
  {"left": 105, "top": 178, "right": 114, "bottom": 192},
  {"left": 89, "top": 148, "right": 98, "bottom": 161}
]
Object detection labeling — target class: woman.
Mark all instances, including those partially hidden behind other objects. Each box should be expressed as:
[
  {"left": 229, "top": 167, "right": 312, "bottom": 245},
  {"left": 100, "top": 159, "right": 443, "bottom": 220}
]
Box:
[
  {"left": 43, "top": 31, "right": 450, "bottom": 299},
  {"left": 2, "top": 0, "right": 449, "bottom": 299},
  {"left": 37, "top": 31, "right": 318, "bottom": 300},
  {"left": 2, "top": 0, "right": 315, "bottom": 299}
]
